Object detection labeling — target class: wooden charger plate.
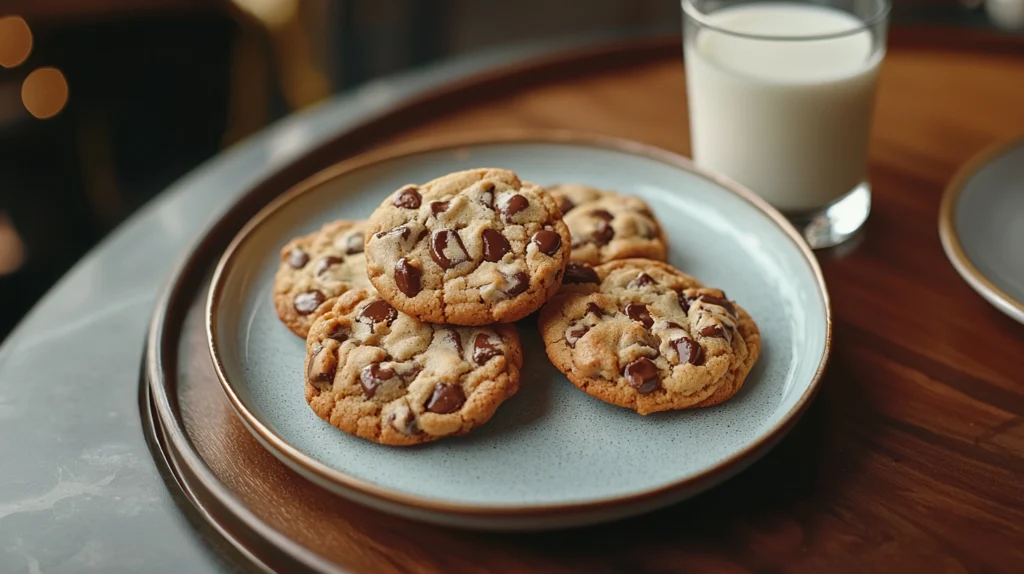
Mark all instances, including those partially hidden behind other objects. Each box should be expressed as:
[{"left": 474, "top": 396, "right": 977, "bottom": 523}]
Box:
[
  {"left": 139, "top": 31, "right": 1024, "bottom": 573},
  {"left": 145, "top": 131, "right": 828, "bottom": 571}
]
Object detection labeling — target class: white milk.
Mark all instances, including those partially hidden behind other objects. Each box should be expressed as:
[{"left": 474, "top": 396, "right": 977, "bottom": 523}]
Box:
[{"left": 685, "top": 3, "right": 882, "bottom": 212}]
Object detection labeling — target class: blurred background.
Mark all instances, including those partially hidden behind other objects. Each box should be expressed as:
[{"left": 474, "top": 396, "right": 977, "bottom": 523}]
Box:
[{"left": 0, "top": 0, "right": 1020, "bottom": 341}]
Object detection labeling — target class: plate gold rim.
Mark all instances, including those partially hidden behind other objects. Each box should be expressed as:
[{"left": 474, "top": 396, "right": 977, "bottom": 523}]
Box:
[
  {"left": 206, "top": 128, "right": 833, "bottom": 518},
  {"left": 938, "top": 135, "right": 1024, "bottom": 324}
]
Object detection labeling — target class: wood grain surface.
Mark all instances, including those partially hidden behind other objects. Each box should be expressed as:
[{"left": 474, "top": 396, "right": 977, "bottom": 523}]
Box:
[{"left": 163, "top": 31, "right": 1024, "bottom": 573}]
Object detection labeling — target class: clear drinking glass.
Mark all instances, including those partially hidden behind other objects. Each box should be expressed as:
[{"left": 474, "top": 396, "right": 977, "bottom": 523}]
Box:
[{"left": 683, "top": 0, "right": 890, "bottom": 248}]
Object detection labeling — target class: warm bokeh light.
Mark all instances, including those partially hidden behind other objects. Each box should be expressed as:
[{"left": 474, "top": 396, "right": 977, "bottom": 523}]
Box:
[
  {"left": 0, "top": 16, "right": 33, "bottom": 68},
  {"left": 232, "top": 0, "right": 298, "bottom": 28},
  {"left": 0, "top": 211, "right": 25, "bottom": 276},
  {"left": 21, "top": 67, "right": 68, "bottom": 119}
]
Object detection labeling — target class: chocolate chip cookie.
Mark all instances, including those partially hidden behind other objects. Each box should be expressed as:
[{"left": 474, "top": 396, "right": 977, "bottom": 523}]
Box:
[
  {"left": 304, "top": 289, "right": 523, "bottom": 446},
  {"left": 548, "top": 184, "right": 668, "bottom": 265},
  {"left": 364, "top": 168, "right": 571, "bottom": 325},
  {"left": 538, "top": 259, "right": 760, "bottom": 414},
  {"left": 273, "top": 220, "right": 372, "bottom": 338}
]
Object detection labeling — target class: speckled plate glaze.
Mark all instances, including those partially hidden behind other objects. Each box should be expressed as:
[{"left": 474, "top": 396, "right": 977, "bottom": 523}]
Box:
[
  {"left": 208, "top": 131, "right": 831, "bottom": 530},
  {"left": 940, "top": 136, "right": 1024, "bottom": 325}
]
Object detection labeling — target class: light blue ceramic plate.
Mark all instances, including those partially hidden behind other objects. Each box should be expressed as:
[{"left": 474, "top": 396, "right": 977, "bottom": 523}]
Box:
[
  {"left": 208, "top": 131, "right": 831, "bottom": 530},
  {"left": 941, "top": 136, "right": 1024, "bottom": 325}
]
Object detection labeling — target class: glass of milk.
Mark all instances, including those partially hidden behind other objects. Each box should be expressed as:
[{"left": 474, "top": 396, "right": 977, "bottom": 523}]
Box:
[{"left": 683, "top": 0, "right": 890, "bottom": 248}]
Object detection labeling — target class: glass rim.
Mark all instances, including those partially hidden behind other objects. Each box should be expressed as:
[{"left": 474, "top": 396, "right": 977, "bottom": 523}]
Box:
[{"left": 681, "top": 0, "right": 891, "bottom": 42}]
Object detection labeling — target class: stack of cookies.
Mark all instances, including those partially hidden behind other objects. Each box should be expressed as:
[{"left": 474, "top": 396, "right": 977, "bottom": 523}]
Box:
[{"left": 273, "top": 168, "right": 760, "bottom": 446}]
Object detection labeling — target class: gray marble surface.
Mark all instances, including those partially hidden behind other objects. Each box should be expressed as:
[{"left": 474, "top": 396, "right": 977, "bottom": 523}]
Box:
[{"left": 0, "top": 36, "right": 619, "bottom": 573}]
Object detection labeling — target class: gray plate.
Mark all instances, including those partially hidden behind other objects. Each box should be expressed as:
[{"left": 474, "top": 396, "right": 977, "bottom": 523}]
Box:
[
  {"left": 941, "top": 137, "right": 1024, "bottom": 325},
  {"left": 207, "top": 132, "right": 831, "bottom": 530}
]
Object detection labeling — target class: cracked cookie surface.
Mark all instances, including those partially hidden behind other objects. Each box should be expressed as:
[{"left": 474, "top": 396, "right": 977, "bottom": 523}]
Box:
[
  {"left": 364, "top": 168, "right": 571, "bottom": 325},
  {"left": 548, "top": 183, "right": 668, "bottom": 265},
  {"left": 304, "top": 289, "right": 523, "bottom": 446},
  {"left": 273, "top": 220, "right": 372, "bottom": 338},
  {"left": 538, "top": 259, "right": 760, "bottom": 414}
]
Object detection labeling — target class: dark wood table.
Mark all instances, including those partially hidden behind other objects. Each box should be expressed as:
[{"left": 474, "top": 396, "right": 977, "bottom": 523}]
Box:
[
  {"left": 377, "top": 30, "right": 1024, "bottom": 570},
  {"left": 146, "top": 29, "right": 1024, "bottom": 573}
]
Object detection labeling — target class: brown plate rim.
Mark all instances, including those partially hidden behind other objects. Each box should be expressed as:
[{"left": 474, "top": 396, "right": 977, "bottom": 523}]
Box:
[
  {"left": 938, "top": 134, "right": 1024, "bottom": 324},
  {"left": 205, "top": 128, "right": 834, "bottom": 518},
  {"left": 140, "top": 370, "right": 344, "bottom": 574}
]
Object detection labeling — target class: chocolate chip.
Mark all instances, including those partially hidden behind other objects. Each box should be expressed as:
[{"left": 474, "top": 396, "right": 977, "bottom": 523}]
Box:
[
  {"left": 481, "top": 228, "right": 511, "bottom": 262},
  {"left": 590, "top": 209, "right": 613, "bottom": 222},
  {"left": 586, "top": 302, "right": 604, "bottom": 317},
  {"left": 567, "top": 325, "right": 589, "bottom": 347},
  {"left": 315, "top": 256, "right": 344, "bottom": 277},
  {"left": 375, "top": 225, "right": 411, "bottom": 240},
  {"left": 308, "top": 343, "right": 320, "bottom": 357},
  {"left": 563, "top": 262, "right": 600, "bottom": 284},
  {"left": 700, "top": 324, "right": 725, "bottom": 338},
  {"left": 395, "top": 258, "right": 422, "bottom": 296},
  {"left": 665, "top": 321, "right": 684, "bottom": 330},
  {"left": 557, "top": 195, "right": 575, "bottom": 214},
  {"left": 392, "top": 186, "right": 421, "bottom": 209},
  {"left": 678, "top": 291, "right": 691, "bottom": 313},
  {"left": 628, "top": 273, "right": 655, "bottom": 288},
  {"left": 429, "top": 229, "right": 468, "bottom": 270},
  {"left": 426, "top": 383, "right": 466, "bottom": 414},
  {"left": 624, "top": 357, "right": 660, "bottom": 394},
  {"left": 388, "top": 409, "right": 418, "bottom": 435},
  {"left": 306, "top": 344, "right": 335, "bottom": 391},
  {"left": 345, "top": 233, "right": 364, "bottom": 254},
  {"left": 294, "top": 290, "right": 325, "bottom": 315},
  {"left": 357, "top": 300, "right": 397, "bottom": 326},
  {"left": 672, "top": 337, "right": 704, "bottom": 365},
  {"left": 500, "top": 194, "right": 529, "bottom": 221},
  {"left": 359, "top": 363, "right": 395, "bottom": 398},
  {"left": 473, "top": 333, "right": 503, "bottom": 365},
  {"left": 625, "top": 303, "right": 653, "bottom": 328},
  {"left": 327, "top": 324, "right": 348, "bottom": 342},
  {"left": 479, "top": 184, "right": 495, "bottom": 209},
  {"left": 699, "top": 293, "right": 736, "bottom": 317},
  {"left": 430, "top": 201, "right": 449, "bottom": 215},
  {"left": 442, "top": 330, "right": 463, "bottom": 356},
  {"left": 592, "top": 220, "right": 614, "bottom": 245},
  {"left": 530, "top": 230, "right": 561, "bottom": 255},
  {"left": 306, "top": 345, "right": 321, "bottom": 381},
  {"left": 287, "top": 247, "right": 309, "bottom": 269},
  {"left": 505, "top": 271, "right": 529, "bottom": 295}
]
